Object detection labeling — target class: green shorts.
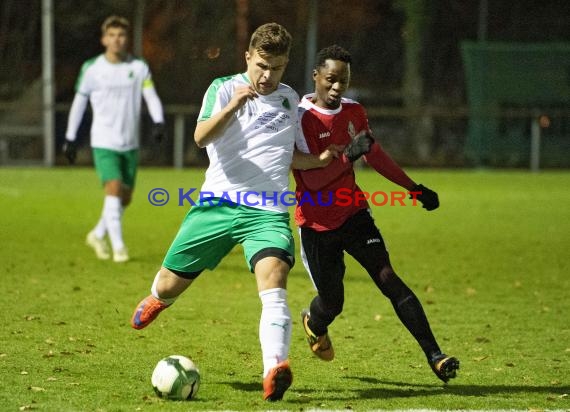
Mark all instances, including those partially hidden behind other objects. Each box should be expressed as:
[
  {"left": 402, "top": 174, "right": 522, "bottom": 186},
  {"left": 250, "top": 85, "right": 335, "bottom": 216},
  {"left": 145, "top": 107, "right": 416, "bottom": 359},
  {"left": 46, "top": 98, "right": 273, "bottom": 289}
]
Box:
[
  {"left": 163, "top": 202, "right": 295, "bottom": 275},
  {"left": 92, "top": 148, "right": 138, "bottom": 188}
]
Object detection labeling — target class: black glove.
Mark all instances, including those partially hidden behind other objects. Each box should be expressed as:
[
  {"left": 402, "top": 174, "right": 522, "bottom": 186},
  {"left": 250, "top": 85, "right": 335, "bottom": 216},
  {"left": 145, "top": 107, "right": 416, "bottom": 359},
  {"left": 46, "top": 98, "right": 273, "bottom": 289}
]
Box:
[
  {"left": 344, "top": 130, "right": 374, "bottom": 162},
  {"left": 410, "top": 184, "right": 439, "bottom": 211},
  {"left": 62, "top": 139, "right": 77, "bottom": 164},
  {"left": 151, "top": 122, "right": 166, "bottom": 143}
]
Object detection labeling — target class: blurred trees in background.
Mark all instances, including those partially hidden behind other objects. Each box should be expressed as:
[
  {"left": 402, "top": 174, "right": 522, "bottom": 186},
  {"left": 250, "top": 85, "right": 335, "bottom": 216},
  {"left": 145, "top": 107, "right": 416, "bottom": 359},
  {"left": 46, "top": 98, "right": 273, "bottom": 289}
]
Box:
[
  {"left": 3, "top": 0, "right": 567, "bottom": 105},
  {"left": 0, "top": 0, "right": 568, "bottom": 166}
]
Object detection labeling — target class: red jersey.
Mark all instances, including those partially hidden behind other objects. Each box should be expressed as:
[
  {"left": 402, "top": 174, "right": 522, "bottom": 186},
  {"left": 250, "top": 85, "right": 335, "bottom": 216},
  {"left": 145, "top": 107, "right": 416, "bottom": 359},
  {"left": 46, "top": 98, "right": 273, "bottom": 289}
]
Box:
[{"left": 293, "top": 94, "right": 414, "bottom": 231}]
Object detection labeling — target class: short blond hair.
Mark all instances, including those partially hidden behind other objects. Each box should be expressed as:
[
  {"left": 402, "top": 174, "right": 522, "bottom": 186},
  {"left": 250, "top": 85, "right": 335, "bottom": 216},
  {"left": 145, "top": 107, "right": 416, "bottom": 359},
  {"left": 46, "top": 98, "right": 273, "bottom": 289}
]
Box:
[
  {"left": 249, "top": 23, "right": 292, "bottom": 57},
  {"left": 101, "top": 15, "right": 130, "bottom": 35}
]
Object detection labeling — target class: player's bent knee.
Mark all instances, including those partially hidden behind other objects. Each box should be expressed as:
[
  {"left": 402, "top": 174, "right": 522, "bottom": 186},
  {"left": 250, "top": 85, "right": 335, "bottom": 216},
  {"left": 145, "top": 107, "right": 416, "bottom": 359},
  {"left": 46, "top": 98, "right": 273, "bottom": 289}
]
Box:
[
  {"left": 104, "top": 179, "right": 122, "bottom": 196},
  {"left": 162, "top": 266, "right": 202, "bottom": 280},
  {"left": 251, "top": 247, "right": 295, "bottom": 271},
  {"left": 253, "top": 255, "right": 291, "bottom": 290}
]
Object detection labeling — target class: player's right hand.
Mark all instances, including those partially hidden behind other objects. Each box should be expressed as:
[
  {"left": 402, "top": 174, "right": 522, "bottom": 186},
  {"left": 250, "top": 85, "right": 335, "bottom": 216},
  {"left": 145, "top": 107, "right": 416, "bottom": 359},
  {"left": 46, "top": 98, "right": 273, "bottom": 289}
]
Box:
[
  {"left": 63, "top": 140, "right": 77, "bottom": 164},
  {"left": 228, "top": 85, "right": 258, "bottom": 113},
  {"left": 319, "top": 144, "right": 343, "bottom": 167}
]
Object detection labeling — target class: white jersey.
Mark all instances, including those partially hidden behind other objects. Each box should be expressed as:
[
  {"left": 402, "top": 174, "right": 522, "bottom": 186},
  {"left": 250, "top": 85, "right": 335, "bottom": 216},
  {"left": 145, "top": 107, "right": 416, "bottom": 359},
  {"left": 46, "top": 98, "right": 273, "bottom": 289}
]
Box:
[
  {"left": 68, "top": 54, "right": 160, "bottom": 151},
  {"left": 197, "top": 73, "right": 299, "bottom": 213}
]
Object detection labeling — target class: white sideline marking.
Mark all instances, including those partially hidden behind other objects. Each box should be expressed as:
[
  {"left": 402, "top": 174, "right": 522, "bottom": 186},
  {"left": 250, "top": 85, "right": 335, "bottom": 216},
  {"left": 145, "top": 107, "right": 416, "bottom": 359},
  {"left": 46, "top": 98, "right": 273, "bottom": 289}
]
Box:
[{"left": 302, "top": 410, "right": 568, "bottom": 412}]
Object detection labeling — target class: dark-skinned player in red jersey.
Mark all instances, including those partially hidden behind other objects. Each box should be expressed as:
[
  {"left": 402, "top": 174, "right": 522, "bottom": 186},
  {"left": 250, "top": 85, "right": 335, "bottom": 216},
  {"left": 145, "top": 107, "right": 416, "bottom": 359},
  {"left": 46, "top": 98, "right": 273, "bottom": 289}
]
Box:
[{"left": 292, "top": 45, "right": 459, "bottom": 383}]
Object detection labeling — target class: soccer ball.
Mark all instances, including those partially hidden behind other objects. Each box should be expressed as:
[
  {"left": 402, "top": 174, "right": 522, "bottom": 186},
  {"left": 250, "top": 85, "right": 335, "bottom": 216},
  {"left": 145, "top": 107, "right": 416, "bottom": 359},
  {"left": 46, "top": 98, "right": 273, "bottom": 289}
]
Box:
[{"left": 151, "top": 355, "right": 200, "bottom": 400}]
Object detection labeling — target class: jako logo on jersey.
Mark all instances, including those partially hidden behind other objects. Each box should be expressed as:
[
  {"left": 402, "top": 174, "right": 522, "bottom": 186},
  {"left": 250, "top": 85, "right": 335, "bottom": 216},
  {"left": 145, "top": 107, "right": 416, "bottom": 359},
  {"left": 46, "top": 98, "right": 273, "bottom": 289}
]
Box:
[
  {"left": 367, "top": 238, "right": 382, "bottom": 245},
  {"left": 318, "top": 131, "right": 331, "bottom": 139}
]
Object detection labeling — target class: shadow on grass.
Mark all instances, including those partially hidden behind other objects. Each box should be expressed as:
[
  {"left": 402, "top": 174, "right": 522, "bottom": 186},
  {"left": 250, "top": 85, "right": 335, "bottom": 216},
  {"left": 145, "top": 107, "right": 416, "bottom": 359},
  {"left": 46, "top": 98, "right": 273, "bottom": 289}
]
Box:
[
  {"left": 225, "top": 381, "right": 261, "bottom": 392},
  {"left": 222, "top": 377, "right": 569, "bottom": 402},
  {"left": 346, "top": 376, "right": 570, "bottom": 400}
]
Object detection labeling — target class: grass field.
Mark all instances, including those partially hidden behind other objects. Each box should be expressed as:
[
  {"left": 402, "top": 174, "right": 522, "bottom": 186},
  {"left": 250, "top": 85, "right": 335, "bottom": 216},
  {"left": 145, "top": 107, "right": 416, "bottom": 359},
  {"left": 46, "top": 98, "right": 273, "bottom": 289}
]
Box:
[{"left": 1, "top": 167, "right": 569, "bottom": 411}]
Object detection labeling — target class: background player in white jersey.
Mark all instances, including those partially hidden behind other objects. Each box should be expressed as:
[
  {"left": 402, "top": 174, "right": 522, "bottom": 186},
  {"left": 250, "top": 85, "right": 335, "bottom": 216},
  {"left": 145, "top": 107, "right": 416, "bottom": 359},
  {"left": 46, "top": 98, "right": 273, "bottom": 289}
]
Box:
[
  {"left": 293, "top": 45, "right": 459, "bottom": 383},
  {"left": 63, "top": 16, "right": 165, "bottom": 263},
  {"left": 130, "top": 23, "right": 336, "bottom": 401}
]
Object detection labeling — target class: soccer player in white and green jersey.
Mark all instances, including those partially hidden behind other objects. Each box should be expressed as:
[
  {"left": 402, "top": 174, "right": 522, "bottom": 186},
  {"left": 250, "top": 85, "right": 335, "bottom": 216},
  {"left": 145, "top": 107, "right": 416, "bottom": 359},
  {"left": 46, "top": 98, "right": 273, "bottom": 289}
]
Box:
[
  {"left": 130, "top": 23, "right": 337, "bottom": 402},
  {"left": 64, "top": 16, "right": 165, "bottom": 263}
]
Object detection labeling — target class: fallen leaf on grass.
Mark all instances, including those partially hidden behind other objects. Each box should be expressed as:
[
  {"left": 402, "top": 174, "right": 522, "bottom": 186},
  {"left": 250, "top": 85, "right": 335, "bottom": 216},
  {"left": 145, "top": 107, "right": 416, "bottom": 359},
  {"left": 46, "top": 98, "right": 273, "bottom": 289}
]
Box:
[
  {"left": 466, "top": 287, "right": 477, "bottom": 296},
  {"left": 46, "top": 377, "right": 57, "bottom": 381},
  {"left": 28, "top": 386, "right": 45, "bottom": 392},
  {"left": 20, "top": 371, "right": 28, "bottom": 375},
  {"left": 505, "top": 362, "right": 515, "bottom": 367},
  {"left": 19, "top": 406, "right": 35, "bottom": 411},
  {"left": 42, "top": 350, "right": 54, "bottom": 358},
  {"left": 473, "top": 355, "right": 489, "bottom": 362},
  {"left": 24, "top": 315, "right": 39, "bottom": 321},
  {"left": 559, "top": 393, "right": 568, "bottom": 398},
  {"left": 374, "top": 314, "right": 382, "bottom": 321},
  {"left": 475, "top": 336, "right": 490, "bottom": 343}
]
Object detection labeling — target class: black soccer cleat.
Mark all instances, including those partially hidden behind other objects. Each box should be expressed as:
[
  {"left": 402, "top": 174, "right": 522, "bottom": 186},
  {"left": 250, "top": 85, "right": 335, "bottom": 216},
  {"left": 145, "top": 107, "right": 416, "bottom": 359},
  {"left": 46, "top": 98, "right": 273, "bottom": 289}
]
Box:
[{"left": 429, "top": 353, "right": 459, "bottom": 383}]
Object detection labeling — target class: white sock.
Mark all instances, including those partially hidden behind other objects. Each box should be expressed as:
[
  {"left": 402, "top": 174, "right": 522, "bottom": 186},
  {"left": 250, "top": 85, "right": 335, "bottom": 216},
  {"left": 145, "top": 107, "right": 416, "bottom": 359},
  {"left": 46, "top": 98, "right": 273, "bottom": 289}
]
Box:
[
  {"left": 259, "top": 288, "right": 291, "bottom": 377},
  {"left": 93, "top": 215, "right": 106, "bottom": 239},
  {"left": 103, "top": 195, "right": 125, "bottom": 252},
  {"left": 150, "top": 272, "right": 177, "bottom": 305}
]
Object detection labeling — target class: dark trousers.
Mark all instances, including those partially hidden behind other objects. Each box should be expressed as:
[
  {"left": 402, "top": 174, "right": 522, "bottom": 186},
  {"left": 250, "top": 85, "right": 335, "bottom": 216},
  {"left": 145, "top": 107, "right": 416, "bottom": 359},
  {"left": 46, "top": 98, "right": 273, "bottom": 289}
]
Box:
[{"left": 300, "top": 209, "right": 440, "bottom": 358}]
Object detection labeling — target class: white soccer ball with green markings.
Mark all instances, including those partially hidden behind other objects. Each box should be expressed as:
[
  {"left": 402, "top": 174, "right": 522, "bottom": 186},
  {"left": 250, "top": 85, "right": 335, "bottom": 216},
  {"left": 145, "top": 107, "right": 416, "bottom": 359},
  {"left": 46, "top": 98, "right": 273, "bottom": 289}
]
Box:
[{"left": 151, "top": 355, "right": 200, "bottom": 400}]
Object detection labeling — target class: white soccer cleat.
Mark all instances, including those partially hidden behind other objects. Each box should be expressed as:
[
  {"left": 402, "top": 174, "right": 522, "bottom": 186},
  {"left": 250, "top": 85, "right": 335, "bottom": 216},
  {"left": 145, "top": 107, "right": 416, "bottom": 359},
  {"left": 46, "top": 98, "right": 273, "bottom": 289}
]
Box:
[
  {"left": 113, "top": 248, "right": 130, "bottom": 263},
  {"left": 86, "top": 231, "right": 111, "bottom": 260}
]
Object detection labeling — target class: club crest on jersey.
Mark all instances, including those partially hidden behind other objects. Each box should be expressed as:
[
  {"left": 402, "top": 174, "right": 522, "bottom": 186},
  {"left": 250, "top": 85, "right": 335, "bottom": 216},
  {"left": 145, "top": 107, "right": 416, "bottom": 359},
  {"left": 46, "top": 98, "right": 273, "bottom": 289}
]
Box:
[
  {"left": 281, "top": 97, "right": 290, "bottom": 110},
  {"left": 348, "top": 121, "right": 356, "bottom": 138}
]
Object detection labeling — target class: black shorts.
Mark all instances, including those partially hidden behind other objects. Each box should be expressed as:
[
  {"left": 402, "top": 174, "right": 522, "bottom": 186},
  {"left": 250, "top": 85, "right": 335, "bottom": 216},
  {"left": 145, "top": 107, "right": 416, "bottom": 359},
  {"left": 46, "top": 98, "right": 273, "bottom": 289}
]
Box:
[{"left": 299, "top": 209, "right": 391, "bottom": 296}]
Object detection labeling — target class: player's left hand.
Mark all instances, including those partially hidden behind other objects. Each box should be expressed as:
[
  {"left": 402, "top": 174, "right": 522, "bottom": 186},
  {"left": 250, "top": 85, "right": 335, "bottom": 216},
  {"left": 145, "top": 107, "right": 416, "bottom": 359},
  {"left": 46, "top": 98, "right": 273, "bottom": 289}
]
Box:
[
  {"left": 62, "top": 140, "right": 77, "bottom": 164},
  {"left": 151, "top": 122, "right": 166, "bottom": 143},
  {"left": 344, "top": 130, "right": 374, "bottom": 162},
  {"left": 410, "top": 184, "right": 439, "bottom": 211}
]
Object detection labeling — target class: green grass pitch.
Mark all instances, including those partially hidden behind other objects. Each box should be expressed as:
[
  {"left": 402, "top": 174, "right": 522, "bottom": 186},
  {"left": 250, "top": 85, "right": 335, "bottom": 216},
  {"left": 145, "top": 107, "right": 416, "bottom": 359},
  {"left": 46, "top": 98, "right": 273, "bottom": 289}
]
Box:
[{"left": 0, "top": 167, "right": 569, "bottom": 411}]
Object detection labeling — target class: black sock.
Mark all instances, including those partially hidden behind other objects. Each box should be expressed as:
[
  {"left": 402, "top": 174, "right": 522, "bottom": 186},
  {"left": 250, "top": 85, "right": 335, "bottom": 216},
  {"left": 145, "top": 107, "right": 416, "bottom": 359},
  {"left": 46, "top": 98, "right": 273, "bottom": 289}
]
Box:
[{"left": 393, "top": 293, "right": 441, "bottom": 360}]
